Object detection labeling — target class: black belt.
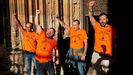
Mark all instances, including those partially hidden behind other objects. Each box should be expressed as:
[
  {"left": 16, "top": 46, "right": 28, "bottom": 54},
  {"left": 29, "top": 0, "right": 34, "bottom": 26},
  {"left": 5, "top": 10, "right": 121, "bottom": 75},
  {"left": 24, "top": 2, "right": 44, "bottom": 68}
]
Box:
[{"left": 24, "top": 50, "right": 35, "bottom": 54}]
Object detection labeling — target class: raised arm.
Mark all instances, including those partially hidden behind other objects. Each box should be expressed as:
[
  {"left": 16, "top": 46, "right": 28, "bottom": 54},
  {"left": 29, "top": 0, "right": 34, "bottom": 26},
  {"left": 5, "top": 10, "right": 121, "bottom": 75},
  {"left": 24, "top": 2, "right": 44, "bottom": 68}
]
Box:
[
  {"left": 88, "top": 0, "right": 97, "bottom": 26},
  {"left": 35, "top": 10, "right": 43, "bottom": 34},
  {"left": 55, "top": 17, "right": 69, "bottom": 29},
  {"left": 13, "top": 13, "right": 24, "bottom": 32}
]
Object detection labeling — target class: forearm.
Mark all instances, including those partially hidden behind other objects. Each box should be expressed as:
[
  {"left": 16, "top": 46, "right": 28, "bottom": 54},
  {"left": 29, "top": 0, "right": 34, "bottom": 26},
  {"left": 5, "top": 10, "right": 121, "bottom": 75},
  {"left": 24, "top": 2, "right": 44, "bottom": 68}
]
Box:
[
  {"left": 35, "top": 11, "right": 42, "bottom": 34},
  {"left": 14, "top": 16, "right": 24, "bottom": 31},
  {"left": 88, "top": 7, "right": 96, "bottom": 26},
  {"left": 55, "top": 50, "right": 59, "bottom": 59},
  {"left": 35, "top": 14, "right": 40, "bottom": 26},
  {"left": 54, "top": 49, "right": 59, "bottom": 64},
  {"left": 88, "top": 8, "right": 93, "bottom": 18},
  {"left": 56, "top": 18, "right": 69, "bottom": 29},
  {"left": 83, "top": 40, "right": 88, "bottom": 56},
  {"left": 14, "top": 16, "right": 21, "bottom": 26}
]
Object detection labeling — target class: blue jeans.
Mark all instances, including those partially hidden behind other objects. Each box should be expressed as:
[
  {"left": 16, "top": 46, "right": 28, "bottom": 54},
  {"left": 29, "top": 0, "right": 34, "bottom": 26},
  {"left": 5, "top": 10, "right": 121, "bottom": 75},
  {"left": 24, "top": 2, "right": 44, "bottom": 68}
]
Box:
[
  {"left": 24, "top": 52, "right": 36, "bottom": 75},
  {"left": 66, "top": 48, "right": 86, "bottom": 75},
  {"left": 36, "top": 60, "right": 55, "bottom": 75}
]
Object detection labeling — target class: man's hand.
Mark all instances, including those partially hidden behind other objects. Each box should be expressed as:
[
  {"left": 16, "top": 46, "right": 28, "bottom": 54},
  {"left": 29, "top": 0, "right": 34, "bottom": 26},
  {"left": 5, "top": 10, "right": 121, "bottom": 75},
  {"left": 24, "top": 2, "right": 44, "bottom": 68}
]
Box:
[
  {"left": 81, "top": 55, "right": 86, "bottom": 61},
  {"left": 12, "top": 13, "right": 18, "bottom": 22},
  {"left": 88, "top": 0, "right": 95, "bottom": 7},
  {"left": 12, "top": 13, "right": 17, "bottom": 19},
  {"left": 55, "top": 59, "right": 59, "bottom": 65},
  {"left": 36, "top": 10, "right": 40, "bottom": 15},
  {"left": 55, "top": 16, "right": 59, "bottom": 21},
  {"left": 13, "top": 13, "right": 17, "bottom": 16},
  {"left": 88, "top": 0, "right": 95, "bottom": 11}
]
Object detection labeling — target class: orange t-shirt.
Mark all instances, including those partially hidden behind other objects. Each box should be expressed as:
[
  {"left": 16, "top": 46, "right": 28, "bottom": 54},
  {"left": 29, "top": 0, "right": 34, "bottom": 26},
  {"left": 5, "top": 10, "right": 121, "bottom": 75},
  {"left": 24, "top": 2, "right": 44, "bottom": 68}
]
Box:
[
  {"left": 35, "top": 30, "right": 57, "bottom": 63},
  {"left": 22, "top": 30, "right": 38, "bottom": 52},
  {"left": 93, "top": 22, "right": 112, "bottom": 56},
  {"left": 68, "top": 27, "right": 88, "bottom": 50}
]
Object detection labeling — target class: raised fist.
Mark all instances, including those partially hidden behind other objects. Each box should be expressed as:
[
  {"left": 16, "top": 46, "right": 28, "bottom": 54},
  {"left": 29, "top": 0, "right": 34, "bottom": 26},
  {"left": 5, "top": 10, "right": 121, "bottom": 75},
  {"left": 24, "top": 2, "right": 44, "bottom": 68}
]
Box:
[
  {"left": 36, "top": 10, "right": 40, "bottom": 14},
  {"left": 88, "top": 0, "right": 95, "bottom": 7}
]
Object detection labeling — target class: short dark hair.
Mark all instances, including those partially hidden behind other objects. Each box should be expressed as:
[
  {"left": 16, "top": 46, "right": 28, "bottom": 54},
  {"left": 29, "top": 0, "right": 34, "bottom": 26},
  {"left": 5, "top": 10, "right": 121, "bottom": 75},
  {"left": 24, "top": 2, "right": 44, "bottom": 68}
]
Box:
[
  {"left": 99, "top": 13, "right": 108, "bottom": 18},
  {"left": 49, "top": 27, "right": 56, "bottom": 37},
  {"left": 73, "top": 19, "right": 80, "bottom": 24}
]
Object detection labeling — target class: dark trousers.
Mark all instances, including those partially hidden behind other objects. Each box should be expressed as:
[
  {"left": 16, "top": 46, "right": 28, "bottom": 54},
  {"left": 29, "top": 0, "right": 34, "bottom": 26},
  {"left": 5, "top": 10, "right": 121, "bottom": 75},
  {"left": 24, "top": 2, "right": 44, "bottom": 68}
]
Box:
[{"left": 36, "top": 60, "right": 55, "bottom": 75}]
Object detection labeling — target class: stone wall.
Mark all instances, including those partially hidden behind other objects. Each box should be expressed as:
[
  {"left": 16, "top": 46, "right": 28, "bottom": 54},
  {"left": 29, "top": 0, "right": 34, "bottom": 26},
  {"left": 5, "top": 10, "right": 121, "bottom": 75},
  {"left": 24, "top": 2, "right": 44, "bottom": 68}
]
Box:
[{"left": 83, "top": 0, "right": 108, "bottom": 16}]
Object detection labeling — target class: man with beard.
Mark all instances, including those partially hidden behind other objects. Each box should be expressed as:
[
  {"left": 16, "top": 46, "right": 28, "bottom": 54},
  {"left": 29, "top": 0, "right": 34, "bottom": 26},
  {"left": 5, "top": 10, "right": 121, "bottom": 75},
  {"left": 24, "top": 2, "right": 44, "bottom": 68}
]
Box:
[
  {"left": 34, "top": 10, "right": 59, "bottom": 75},
  {"left": 88, "top": 1, "right": 113, "bottom": 75}
]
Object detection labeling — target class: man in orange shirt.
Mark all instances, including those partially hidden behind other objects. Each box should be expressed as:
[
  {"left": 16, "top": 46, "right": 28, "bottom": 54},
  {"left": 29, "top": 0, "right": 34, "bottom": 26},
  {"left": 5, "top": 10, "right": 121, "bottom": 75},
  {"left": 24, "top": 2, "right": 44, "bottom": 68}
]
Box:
[
  {"left": 88, "top": 1, "right": 113, "bottom": 75},
  {"left": 56, "top": 18, "right": 88, "bottom": 75},
  {"left": 34, "top": 10, "right": 59, "bottom": 75},
  {"left": 13, "top": 14, "right": 38, "bottom": 75}
]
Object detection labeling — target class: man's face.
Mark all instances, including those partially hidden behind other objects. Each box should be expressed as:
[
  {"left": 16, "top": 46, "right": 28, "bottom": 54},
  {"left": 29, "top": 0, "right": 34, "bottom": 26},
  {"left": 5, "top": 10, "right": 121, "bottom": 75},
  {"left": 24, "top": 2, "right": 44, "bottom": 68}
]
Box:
[
  {"left": 99, "top": 15, "right": 108, "bottom": 27},
  {"left": 72, "top": 21, "right": 79, "bottom": 31},
  {"left": 25, "top": 23, "right": 33, "bottom": 32},
  {"left": 46, "top": 28, "right": 55, "bottom": 38}
]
